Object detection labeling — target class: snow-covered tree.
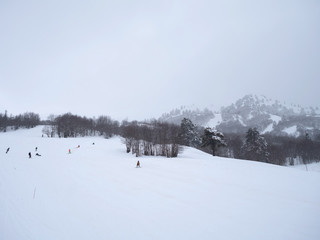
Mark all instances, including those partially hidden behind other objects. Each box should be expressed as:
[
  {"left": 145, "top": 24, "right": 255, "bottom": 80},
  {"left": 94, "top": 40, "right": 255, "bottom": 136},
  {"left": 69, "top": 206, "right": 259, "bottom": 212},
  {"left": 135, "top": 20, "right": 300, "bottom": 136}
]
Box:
[
  {"left": 241, "top": 128, "right": 269, "bottom": 162},
  {"left": 201, "top": 127, "right": 226, "bottom": 156},
  {"left": 179, "top": 118, "right": 201, "bottom": 147}
]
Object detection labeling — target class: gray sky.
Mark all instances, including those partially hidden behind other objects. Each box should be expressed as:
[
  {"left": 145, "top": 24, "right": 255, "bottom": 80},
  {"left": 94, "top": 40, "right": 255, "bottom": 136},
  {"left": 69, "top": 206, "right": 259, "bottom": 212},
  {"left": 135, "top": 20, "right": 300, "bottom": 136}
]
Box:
[{"left": 1, "top": 0, "right": 319, "bottom": 120}]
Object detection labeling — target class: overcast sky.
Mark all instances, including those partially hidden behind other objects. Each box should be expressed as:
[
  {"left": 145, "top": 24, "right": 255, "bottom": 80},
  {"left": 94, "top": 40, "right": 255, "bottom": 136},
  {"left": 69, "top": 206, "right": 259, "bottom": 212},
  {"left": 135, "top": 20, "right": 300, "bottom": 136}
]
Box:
[{"left": 1, "top": 0, "right": 319, "bottom": 120}]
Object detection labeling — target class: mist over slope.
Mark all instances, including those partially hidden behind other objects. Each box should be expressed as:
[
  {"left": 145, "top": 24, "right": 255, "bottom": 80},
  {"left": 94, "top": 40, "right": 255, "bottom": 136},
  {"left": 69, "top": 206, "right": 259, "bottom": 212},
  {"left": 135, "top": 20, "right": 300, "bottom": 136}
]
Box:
[
  {"left": 159, "top": 94, "right": 320, "bottom": 137},
  {"left": 1, "top": 126, "right": 320, "bottom": 240}
]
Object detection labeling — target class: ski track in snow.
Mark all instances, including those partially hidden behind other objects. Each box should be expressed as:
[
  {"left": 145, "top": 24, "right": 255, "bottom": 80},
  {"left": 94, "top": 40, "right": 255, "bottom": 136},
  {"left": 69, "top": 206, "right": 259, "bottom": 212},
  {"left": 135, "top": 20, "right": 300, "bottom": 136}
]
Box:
[{"left": 1, "top": 126, "right": 320, "bottom": 240}]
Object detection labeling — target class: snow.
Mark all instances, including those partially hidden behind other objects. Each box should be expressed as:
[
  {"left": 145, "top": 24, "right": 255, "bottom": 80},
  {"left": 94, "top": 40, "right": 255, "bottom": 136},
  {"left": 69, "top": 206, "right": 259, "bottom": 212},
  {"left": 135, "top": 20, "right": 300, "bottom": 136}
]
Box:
[
  {"left": 262, "top": 115, "right": 282, "bottom": 134},
  {"left": 1, "top": 126, "right": 320, "bottom": 240},
  {"left": 270, "top": 114, "right": 282, "bottom": 124},
  {"left": 262, "top": 123, "right": 273, "bottom": 134},
  {"left": 206, "top": 113, "right": 222, "bottom": 128},
  {"left": 283, "top": 125, "right": 299, "bottom": 136},
  {"left": 238, "top": 116, "right": 246, "bottom": 126},
  {"left": 291, "top": 162, "right": 320, "bottom": 172}
]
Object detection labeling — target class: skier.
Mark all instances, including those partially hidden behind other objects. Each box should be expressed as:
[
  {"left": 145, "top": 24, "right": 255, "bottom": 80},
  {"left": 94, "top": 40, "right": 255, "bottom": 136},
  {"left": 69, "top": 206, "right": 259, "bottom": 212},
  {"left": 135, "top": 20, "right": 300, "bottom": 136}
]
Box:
[
  {"left": 136, "top": 160, "right": 141, "bottom": 168},
  {"left": 28, "top": 152, "right": 32, "bottom": 158},
  {"left": 6, "top": 147, "right": 10, "bottom": 154},
  {"left": 69, "top": 149, "right": 71, "bottom": 154},
  {"left": 35, "top": 147, "right": 38, "bottom": 152}
]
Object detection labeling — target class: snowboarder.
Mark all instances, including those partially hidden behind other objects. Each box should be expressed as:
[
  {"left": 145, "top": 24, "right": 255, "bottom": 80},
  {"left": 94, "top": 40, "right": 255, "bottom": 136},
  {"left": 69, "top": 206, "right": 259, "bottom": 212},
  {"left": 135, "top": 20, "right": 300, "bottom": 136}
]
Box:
[
  {"left": 6, "top": 147, "right": 10, "bottom": 154},
  {"left": 28, "top": 152, "right": 32, "bottom": 158},
  {"left": 136, "top": 160, "right": 141, "bottom": 168},
  {"left": 36, "top": 153, "right": 41, "bottom": 156}
]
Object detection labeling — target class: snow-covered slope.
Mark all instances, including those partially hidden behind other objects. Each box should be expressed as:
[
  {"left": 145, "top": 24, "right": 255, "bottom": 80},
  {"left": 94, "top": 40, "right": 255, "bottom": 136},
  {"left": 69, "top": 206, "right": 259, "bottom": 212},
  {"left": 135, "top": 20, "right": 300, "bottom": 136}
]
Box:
[
  {"left": 1, "top": 127, "right": 320, "bottom": 240},
  {"left": 291, "top": 162, "right": 320, "bottom": 172},
  {"left": 159, "top": 94, "right": 320, "bottom": 137},
  {"left": 218, "top": 95, "right": 320, "bottom": 136}
]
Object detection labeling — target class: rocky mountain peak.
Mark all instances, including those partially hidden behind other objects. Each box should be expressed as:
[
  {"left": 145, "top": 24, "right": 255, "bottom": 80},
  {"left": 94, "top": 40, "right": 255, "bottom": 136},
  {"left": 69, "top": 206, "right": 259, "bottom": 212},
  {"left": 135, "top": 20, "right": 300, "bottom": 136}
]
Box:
[{"left": 159, "top": 94, "right": 320, "bottom": 138}]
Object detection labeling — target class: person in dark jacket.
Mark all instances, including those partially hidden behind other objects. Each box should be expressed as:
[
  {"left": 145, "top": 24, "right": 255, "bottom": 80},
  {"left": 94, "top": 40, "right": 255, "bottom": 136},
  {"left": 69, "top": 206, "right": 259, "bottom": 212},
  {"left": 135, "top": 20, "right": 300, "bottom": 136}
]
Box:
[
  {"left": 6, "top": 147, "right": 10, "bottom": 154},
  {"left": 136, "top": 161, "right": 141, "bottom": 168},
  {"left": 29, "top": 152, "right": 32, "bottom": 158}
]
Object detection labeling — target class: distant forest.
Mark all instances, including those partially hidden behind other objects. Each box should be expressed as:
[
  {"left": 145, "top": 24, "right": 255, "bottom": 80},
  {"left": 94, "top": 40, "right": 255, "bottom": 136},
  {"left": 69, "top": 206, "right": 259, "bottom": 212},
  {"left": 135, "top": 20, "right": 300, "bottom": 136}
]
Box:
[
  {"left": 0, "top": 111, "right": 40, "bottom": 130},
  {"left": 1, "top": 111, "right": 319, "bottom": 166}
]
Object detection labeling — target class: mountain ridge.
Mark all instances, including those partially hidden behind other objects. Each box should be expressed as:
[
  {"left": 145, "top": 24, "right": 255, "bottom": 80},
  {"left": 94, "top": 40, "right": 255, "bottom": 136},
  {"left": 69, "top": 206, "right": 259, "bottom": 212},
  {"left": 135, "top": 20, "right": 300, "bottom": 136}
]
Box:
[{"left": 159, "top": 94, "right": 320, "bottom": 137}]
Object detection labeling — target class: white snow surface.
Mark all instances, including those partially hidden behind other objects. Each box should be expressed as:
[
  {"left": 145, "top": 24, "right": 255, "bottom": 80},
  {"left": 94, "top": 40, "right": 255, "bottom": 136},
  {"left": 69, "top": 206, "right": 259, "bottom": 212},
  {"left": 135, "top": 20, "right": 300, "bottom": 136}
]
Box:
[
  {"left": 291, "top": 163, "right": 320, "bottom": 173},
  {"left": 270, "top": 114, "right": 282, "bottom": 124},
  {"left": 283, "top": 125, "right": 299, "bottom": 137},
  {"left": 262, "top": 123, "right": 273, "bottom": 134},
  {"left": 1, "top": 127, "right": 320, "bottom": 240},
  {"left": 262, "top": 114, "right": 282, "bottom": 134},
  {"left": 236, "top": 116, "right": 246, "bottom": 126}
]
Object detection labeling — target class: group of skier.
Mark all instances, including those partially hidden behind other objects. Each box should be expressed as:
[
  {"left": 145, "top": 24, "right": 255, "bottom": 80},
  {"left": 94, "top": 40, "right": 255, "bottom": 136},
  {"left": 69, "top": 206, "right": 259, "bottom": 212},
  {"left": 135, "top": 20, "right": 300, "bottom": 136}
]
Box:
[
  {"left": 5, "top": 142, "right": 142, "bottom": 168},
  {"left": 29, "top": 147, "right": 41, "bottom": 158},
  {"left": 5, "top": 146, "right": 41, "bottom": 158}
]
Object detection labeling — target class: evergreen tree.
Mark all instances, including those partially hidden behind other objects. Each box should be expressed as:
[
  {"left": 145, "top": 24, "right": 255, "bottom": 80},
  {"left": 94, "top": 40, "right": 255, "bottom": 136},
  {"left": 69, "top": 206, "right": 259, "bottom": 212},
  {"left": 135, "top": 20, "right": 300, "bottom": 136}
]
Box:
[
  {"left": 201, "top": 127, "right": 226, "bottom": 156},
  {"left": 298, "top": 133, "right": 313, "bottom": 165},
  {"left": 241, "top": 128, "right": 269, "bottom": 162},
  {"left": 179, "top": 118, "right": 201, "bottom": 147}
]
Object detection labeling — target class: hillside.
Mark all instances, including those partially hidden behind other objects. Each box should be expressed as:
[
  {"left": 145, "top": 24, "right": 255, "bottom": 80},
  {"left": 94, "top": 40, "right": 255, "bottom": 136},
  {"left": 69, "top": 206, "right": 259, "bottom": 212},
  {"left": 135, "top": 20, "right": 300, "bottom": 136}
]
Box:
[
  {"left": 159, "top": 94, "right": 320, "bottom": 137},
  {"left": 1, "top": 126, "right": 320, "bottom": 240}
]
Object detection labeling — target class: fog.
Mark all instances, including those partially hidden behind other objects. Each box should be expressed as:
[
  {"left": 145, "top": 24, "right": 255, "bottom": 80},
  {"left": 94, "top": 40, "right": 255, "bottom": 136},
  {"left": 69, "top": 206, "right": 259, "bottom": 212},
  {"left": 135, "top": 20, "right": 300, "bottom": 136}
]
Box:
[{"left": 1, "top": 0, "right": 319, "bottom": 120}]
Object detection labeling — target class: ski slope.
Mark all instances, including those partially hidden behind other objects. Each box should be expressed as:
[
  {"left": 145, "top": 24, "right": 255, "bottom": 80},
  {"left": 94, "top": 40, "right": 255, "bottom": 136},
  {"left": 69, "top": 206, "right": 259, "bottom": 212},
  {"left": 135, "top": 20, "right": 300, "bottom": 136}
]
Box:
[{"left": 1, "top": 126, "right": 320, "bottom": 240}]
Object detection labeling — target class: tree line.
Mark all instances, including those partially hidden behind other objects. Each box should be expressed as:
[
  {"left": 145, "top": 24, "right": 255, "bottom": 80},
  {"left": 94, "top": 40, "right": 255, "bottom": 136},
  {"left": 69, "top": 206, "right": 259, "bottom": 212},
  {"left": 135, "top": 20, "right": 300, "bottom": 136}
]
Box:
[
  {"left": 179, "top": 118, "right": 320, "bottom": 166},
  {"left": 2, "top": 110, "right": 320, "bottom": 165},
  {"left": 42, "top": 113, "right": 120, "bottom": 138},
  {"left": 121, "top": 120, "right": 180, "bottom": 158},
  {"left": 41, "top": 113, "right": 180, "bottom": 158},
  {"left": 0, "top": 111, "right": 40, "bottom": 131}
]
